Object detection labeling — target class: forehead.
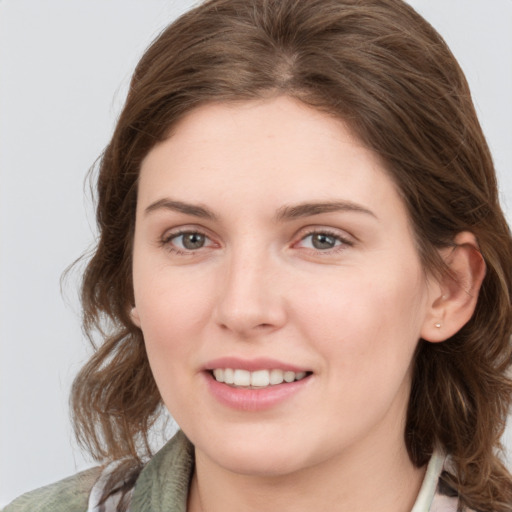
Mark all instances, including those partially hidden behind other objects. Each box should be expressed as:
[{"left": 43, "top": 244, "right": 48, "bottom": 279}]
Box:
[{"left": 137, "top": 96, "right": 407, "bottom": 226}]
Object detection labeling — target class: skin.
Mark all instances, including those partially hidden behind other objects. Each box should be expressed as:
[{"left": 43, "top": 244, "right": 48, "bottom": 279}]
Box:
[{"left": 130, "top": 96, "right": 484, "bottom": 512}]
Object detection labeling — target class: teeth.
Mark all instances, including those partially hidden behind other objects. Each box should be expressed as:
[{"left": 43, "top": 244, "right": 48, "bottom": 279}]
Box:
[
  {"left": 213, "top": 369, "right": 224, "bottom": 382},
  {"left": 224, "top": 368, "right": 234, "bottom": 384},
  {"left": 233, "top": 369, "right": 251, "bottom": 386},
  {"left": 251, "top": 369, "right": 270, "bottom": 387},
  {"left": 269, "top": 369, "right": 284, "bottom": 385},
  {"left": 284, "top": 371, "right": 295, "bottom": 383},
  {"left": 211, "top": 368, "right": 309, "bottom": 388}
]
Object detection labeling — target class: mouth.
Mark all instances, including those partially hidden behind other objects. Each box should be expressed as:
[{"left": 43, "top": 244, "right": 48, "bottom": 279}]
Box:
[
  {"left": 209, "top": 368, "right": 312, "bottom": 389},
  {"left": 204, "top": 360, "right": 313, "bottom": 410}
]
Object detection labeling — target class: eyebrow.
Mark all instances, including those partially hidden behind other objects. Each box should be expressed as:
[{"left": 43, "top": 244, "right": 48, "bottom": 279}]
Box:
[
  {"left": 144, "top": 199, "right": 218, "bottom": 220},
  {"left": 274, "top": 201, "right": 376, "bottom": 221},
  {"left": 144, "top": 198, "right": 376, "bottom": 222}
]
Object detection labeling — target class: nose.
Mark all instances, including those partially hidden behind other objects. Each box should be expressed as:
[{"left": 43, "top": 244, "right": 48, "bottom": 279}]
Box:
[{"left": 213, "top": 248, "right": 287, "bottom": 338}]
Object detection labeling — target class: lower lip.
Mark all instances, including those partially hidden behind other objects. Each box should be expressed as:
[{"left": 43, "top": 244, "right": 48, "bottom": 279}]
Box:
[{"left": 204, "top": 372, "right": 311, "bottom": 411}]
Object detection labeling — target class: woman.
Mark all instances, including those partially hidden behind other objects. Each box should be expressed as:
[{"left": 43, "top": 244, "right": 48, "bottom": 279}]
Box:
[{"left": 5, "top": 0, "right": 512, "bottom": 511}]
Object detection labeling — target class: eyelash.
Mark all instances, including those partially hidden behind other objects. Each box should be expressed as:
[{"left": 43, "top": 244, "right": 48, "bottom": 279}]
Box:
[
  {"left": 296, "top": 228, "right": 354, "bottom": 254},
  {"left": 160, "top": 228, "right": 354, "bottom": 256},
  {"left": 160, "top": 229, "right": 215, "bottom": 256}
]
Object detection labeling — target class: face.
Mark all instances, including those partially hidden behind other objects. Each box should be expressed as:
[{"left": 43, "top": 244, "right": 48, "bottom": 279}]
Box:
[{"left": 132, "top": 96, "right": 435, "bottom": 477}]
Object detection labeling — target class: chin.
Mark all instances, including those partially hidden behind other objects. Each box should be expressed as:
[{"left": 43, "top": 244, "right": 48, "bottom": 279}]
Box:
[
  {"left": 211, "top": 446, "right": 310, "bottom": 477},
  {"left": 190, "top": 424, "right": 324, "bottom": 478}
]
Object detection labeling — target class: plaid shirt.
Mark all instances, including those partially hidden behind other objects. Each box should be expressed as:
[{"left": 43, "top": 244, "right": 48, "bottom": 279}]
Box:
[{"left": 89, "top": 434, "right": 468, "bottom": 512}]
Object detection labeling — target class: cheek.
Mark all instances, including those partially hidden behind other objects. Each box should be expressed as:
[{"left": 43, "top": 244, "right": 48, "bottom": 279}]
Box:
[
  {"left": 292, "top": 265, "right": 427, "bottom": 376},
  {"left": 134, "top": 261, "right": 214, "bottom": 336},
  {"left": 132, "top": 265, "right": 216, "bottom": 389},
  {"left": 135, "top": 280, "right": 210, "bottom": 424},
  {"left": 292, "top": 269, "right": 426, "bottom": 438}
]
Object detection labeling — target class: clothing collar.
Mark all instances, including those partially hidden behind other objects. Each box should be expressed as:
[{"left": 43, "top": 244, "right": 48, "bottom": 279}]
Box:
[
  {"left": 90, "top": 432, "right": 453, "bottom": 512},
  {"left": 131, "top": 430, "right": 194, "bottom": 512},
  {"left": 411, "top": 449, "right": 446, "bottom": 512}
]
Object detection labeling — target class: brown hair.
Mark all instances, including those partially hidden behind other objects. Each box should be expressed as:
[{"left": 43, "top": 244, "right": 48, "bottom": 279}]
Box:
[{"left": 72, "top": 0, "right": 512, "bottom": 509}]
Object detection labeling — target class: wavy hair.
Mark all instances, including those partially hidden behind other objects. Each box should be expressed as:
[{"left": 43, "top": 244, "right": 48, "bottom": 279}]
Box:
[{"left": 71, "top": 0, "right": 512, "bottom": 509}]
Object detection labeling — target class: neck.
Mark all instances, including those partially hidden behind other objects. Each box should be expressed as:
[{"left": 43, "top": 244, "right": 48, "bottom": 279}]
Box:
[{"left": 188, "top": 436, "right": 426, "bottom": 512}]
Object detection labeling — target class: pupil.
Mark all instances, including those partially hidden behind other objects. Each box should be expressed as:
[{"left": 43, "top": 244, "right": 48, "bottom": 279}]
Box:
[
  {"left": 183, "top": 233, "right": 205, "bottom": 249},
  {"left": 312, "top": 233, "right": 335, "bottom": 250}
]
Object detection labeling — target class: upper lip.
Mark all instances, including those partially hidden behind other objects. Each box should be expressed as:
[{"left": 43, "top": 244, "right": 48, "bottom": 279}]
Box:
[{"left": 203, "top": 357, "right": 310, "bottom": 373}]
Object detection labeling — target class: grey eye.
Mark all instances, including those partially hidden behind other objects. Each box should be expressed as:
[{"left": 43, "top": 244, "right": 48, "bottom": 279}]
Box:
[
  {"left": 310, "top": 233, "right": 338, "bottom": 250},
  {"left": 180, "top": 232, "right": 206, "bottom": 250}
]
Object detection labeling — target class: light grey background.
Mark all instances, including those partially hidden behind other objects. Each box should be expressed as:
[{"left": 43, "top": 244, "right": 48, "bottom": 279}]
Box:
[{"left": 1, "top": 0, "right": 511, "bottom": 506}]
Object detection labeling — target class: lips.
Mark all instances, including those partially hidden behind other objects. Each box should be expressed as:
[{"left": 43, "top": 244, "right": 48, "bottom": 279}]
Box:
[
  {"left": 204, "top": 356, "right": 309, "bottom": 373},
  {"left": 203, "top": 357, "right": 313, "bottom": 410}
]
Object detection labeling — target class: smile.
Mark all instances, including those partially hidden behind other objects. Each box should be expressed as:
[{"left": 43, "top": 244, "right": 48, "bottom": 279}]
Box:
[
  {"left": 204, "top": 361, "right": 313, "bottom": 410},
  {"left": 211, "top": 368, "right": 309, "bottom": 388}
]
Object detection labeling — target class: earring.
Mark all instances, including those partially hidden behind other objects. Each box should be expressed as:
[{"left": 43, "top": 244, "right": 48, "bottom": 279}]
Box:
[{"left": 434, "top": 322, "right": 442, "bottom": 328}]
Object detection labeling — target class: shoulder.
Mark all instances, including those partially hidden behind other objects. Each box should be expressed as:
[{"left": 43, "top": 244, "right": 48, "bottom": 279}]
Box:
[
  {"left": 88, "top": 431, "right": 194, "bottom": 512},
  {"left": 3, "top": 466, "right": 102, "bottom": 512}
]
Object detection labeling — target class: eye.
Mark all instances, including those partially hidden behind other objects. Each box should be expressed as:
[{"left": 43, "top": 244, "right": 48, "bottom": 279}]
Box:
[
  {"left": 162, "top": 230, "right": 215, "bottom": 253},
  {"left": 304, "top": 233, "right": 340, "bottom": 250},
  {"left": 295, "top": 230, "right": 352, "bottom": 252}
]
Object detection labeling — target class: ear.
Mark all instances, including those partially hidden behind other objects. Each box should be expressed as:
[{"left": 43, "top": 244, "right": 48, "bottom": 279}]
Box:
[
  {"left": 421, "top": 232, "right": 486, "bottom": 343},
  {"left": 130, "top": 306, "right": 141, "bottom": 328}
]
